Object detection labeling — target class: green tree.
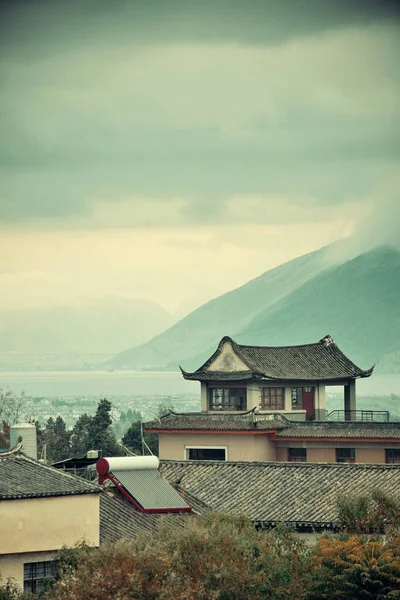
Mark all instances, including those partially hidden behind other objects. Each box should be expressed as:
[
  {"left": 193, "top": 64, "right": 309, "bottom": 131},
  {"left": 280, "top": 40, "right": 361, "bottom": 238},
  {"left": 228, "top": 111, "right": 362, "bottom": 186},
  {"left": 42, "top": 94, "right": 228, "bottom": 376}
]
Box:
[
  {"left": 121, "top": 402, "right": 173, "bottom": 455},
  {"left": 121, "top": 420, "right": 159, "bottom": 455},
  {"left": 121, "top": 421, "right": 144, "bottom": 454},
  {"left": 44, "top": 416, "right": 71, "bottom": 463},
  {"left": 88, "top": 399, "right": 122, "bottom": 456},
  {"left": 0, "top": 420, "right": 10, "bottom": 449},
  {"left": 70, "top": 413, "right": 92, "bottom": 457},
  {"left": 70, "top": 400, "right": 123, "bottom": 457},
  {"left": 337, "top": 489, "right": 400, "bottom": 534}
]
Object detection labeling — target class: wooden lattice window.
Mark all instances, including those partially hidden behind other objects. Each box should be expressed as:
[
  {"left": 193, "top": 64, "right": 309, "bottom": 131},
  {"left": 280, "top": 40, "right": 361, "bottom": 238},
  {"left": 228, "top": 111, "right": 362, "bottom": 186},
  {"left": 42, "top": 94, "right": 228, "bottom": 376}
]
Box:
[
  {"left": 208, "top": 388, "right": 247, "bottom": 411},
  {"left": 260, "top": 387, "right": 284, "bottom": 410}
]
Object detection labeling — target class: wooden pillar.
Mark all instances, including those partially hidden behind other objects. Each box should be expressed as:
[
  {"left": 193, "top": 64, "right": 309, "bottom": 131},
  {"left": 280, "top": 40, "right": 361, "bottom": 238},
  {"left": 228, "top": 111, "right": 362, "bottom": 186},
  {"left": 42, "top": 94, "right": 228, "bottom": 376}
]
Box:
[
  {"left": 201, "top": 383, "right": 208, "bottom": 412},
  {"left": 314, "top": 383, "right": 326, "bottom": 421},
  {"left": 344, "top": 380, "right": 356, "bottom": 420},
  {"left": 246, "top": 382, "right": 261, "bottom": 411}
]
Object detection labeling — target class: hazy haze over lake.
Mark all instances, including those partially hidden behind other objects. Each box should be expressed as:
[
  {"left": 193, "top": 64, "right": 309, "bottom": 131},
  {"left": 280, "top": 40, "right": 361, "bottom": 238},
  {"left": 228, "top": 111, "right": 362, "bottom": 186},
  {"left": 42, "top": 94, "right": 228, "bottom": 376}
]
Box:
[{"left": 0, "top": 371, "right": 398, "bottom": 399}]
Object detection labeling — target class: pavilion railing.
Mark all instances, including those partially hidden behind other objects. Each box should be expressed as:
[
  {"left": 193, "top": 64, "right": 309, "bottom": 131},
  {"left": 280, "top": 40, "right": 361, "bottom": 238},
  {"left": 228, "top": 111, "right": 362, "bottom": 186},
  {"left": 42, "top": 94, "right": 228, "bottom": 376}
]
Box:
[{"left": 326, "top": 410, "right": 390, "bottom": 422}]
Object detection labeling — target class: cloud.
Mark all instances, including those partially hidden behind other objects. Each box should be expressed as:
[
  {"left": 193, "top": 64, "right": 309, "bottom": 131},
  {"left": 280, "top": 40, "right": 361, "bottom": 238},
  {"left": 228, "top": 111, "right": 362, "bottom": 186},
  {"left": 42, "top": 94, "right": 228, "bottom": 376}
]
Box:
[
  {"left": 226, "top": 195, "right": 364, "bottom": 225},
  {"left": 0, "top": 5, "right": 399, "bottom": 229},
  {"left": 1, "top": 0, "right": 398, "bottom": 59}
]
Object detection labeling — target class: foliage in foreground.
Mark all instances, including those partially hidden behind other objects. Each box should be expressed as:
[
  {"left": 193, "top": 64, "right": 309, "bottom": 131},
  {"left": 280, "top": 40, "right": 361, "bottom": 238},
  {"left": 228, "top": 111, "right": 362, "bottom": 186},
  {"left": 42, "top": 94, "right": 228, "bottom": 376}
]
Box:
[
  {"left": 337, "top": 488, "right": 400, "bottom": 534},
  {"left": 34, "top": 515, "right": 400, "bottom": 600},
  {"left": 309, "top": 534, "right": 400, "bottom": 600},
  {"left": 0, "top": 577, "right": 34, "bottom": 600},
  {"left": 1, "top": 515, "right": 400, "bottom": 600}
]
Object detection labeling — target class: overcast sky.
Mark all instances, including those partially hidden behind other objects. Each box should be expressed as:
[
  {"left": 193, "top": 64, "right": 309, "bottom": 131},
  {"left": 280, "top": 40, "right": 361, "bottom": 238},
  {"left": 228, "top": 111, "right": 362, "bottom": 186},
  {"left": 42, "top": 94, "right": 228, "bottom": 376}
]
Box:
[{"left": 0, "top": 0, "right": 399, "bottom": 313}]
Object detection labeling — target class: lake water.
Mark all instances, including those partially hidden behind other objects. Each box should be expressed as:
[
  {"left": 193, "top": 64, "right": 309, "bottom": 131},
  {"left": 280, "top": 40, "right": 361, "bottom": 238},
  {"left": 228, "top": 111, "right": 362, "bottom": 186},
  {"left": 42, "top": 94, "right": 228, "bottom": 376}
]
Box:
[
  {"left": 0, "top": 371, "right": 399, "bottom": 398},
  {"left": 0, "top": 370, "right": 199, "bottom": 397}
]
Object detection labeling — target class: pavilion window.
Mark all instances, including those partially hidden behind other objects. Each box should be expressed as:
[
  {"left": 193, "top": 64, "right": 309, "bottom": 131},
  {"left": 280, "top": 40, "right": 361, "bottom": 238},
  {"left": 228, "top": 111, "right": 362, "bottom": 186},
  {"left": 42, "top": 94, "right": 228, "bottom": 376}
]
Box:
[
  {"left": 208, "top": 388, "right": 247, "bottom": 411},
  {"left": 336, "top": 448, "right": 355, "bottom": 463},
  {"left": 291, "top": 387, "right": 303, "bottom": 410},
  {"left": 288, "top": 448, "right": 307, "bottom": 462},
  {"left": 386, "top": 449, "right": 400, "bottom": 464},
  {"left": 260, "top": 387, "right": 284, "bottom": 410}
]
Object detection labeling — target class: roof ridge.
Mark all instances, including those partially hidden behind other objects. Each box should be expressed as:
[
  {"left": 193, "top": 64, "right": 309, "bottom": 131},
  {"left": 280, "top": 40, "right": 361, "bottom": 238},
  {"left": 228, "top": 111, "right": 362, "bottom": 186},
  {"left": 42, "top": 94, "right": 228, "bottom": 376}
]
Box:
[
  {"left": 235, "top": 341, "right": 324, "bottom": 350},
  {"left": 0, "top": 442, "right": 23, "bottom": 457},
  {"left": 163, "top": 409, "right": 257, "bottom": 418},
  {"left": 288, "top": 421, "right": 400, "bottom": 426},
  {"left": 160, "top": 459, "right": 400, "bottom": 470},
  {"left": 9, "top": 452, "right": 100, "bottom": 489}
]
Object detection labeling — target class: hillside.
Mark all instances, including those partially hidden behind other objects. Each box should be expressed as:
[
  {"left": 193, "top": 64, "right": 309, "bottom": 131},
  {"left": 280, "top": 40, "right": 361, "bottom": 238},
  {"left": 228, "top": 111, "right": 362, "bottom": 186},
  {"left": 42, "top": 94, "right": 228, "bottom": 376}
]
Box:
[
  {"left": 107, "top": 245, "right": 400, "bottom": 373},
  {"left": 0, "top": 297, "right": 173, "bottom": 356},
  {"left": 234, "top": 246, "right": 400, "bottom": 369},
  {"left": 106, "top": 244, "right": 338, "bottom": 369}
]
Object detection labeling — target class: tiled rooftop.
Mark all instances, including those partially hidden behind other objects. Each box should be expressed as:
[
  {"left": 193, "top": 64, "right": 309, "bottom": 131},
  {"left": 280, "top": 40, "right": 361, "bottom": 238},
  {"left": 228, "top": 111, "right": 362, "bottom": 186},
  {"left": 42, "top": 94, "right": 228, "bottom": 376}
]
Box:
[
  {"left": 0, "top": 449, "right": 99, "bottom": 500},
  {"left": 276, "top": 421, "right": 400, "bottom": 439},
  {"left": 160, "top": 460, "right": 400, "bottom": 528},
  {"left": 146, "top": 410, "right": 288, "bottom": 431},
  {"left": 181, "top": 335, "right": 373, "bottom": 382},
  {"left": 100, "top": 488, "right": 193, "bottom": 544},
  {"left": 146, "top": 411, "right": 400, "bottom": 439}
]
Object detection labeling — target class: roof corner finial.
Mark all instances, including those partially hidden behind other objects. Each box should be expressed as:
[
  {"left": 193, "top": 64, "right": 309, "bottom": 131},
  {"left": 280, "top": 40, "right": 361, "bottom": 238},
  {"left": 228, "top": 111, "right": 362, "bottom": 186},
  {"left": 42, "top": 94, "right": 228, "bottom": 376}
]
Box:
[{"left": 320, "top": 335, "right": 336, "bottom": 347}]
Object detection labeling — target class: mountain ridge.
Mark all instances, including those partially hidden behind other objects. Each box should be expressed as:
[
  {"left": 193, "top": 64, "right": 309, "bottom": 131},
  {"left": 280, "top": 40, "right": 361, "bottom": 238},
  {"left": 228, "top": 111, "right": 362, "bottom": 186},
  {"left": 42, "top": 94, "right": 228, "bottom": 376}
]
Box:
[
  {"left": 0, "top": 297, "right": 173, "bottom": 355},
  {"left": 107, "top": 244, "right": 400, "bottom": 373}
]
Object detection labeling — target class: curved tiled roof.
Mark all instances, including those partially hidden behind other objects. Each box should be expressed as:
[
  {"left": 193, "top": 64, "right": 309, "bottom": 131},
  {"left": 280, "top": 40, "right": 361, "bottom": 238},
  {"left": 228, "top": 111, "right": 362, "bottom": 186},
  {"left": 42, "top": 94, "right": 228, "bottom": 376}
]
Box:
[
  {"left": 145, "top": 410, "right": 289, "bottom": 432},
  {"left": 0, "top": 449, "right": 99, "bottom": 500},
  {"left": 181, "top": 335, "right": 373, "bottom": 382},
  {"left": 160, "top": 460, "right": 400, "bottom": 528}
]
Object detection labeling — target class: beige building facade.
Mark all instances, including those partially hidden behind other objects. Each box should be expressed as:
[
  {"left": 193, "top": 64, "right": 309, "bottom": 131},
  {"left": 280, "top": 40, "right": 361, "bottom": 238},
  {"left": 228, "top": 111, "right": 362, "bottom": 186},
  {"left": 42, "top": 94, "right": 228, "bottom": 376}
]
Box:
[
  {"left": 157, "top": 428, "right": 397, "bottom": 465},
  {"left": 159, "top": 431, "right": 276, "bottom": 462},
  {"left": 0, "top": 450, "right": 100, "bottom": 593}
]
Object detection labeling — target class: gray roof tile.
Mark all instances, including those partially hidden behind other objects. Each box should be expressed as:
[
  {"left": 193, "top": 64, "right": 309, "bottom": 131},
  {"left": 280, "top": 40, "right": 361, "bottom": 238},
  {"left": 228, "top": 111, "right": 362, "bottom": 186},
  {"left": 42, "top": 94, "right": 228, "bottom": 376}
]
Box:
[
  {"left": 145, "top": 410, "right": 288, "bottom": 431},
  {"left": 276, "top": 421, "right": 400, "bottom": 439},
  {"left": 0, "top": 450, "right": 99, "bottom": 500},
  {"left": 160, "top": 460, "right": 400, "bottom": 527},
  {"left": 181, "top": 335, "right": 373, "bottom": 382},
  {"left": 146, "top": 412, "right": 400, "bottom": 440},
  {"left": 100, "top": 489, "right": 192, "bottom": 544}
]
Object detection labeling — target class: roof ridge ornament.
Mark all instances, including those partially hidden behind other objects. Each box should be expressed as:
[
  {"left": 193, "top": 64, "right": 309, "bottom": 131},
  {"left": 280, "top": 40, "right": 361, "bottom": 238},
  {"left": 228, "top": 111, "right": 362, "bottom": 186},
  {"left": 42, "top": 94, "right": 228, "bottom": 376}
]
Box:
[{"left": 320, "top": 334, "right": 336, "bottom": 347}]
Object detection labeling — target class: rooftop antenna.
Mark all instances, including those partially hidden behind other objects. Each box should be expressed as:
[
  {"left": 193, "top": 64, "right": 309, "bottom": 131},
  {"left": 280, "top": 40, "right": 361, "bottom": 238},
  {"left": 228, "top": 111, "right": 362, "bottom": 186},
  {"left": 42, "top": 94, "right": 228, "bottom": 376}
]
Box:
[{"left": 140, "top": 412, "right": 161, "bottom": 456}]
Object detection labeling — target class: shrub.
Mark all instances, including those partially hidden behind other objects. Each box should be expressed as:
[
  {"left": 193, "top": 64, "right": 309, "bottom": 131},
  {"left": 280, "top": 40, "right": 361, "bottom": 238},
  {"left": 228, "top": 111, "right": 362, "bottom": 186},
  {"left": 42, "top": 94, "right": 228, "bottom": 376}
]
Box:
[
  {"left": 45, "top": 514, "right": 314, "bottom": 600},
  {"left": 337, "top": 488, "right": 400, "bottom": 534},
  {"left": 0, "top": 578, "right": 25, "bottom": 600},
  {"left": 309, "top": 535, "right": 400, "bottom": 599}
]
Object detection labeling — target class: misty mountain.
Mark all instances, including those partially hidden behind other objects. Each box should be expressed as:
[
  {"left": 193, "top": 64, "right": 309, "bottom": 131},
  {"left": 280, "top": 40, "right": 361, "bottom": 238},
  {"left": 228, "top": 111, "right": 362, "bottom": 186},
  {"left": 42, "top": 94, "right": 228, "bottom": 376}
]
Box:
[
  {"left": 0, "top": 297, "right": 173, "bottom": 355},
  {"left": 235, "top": 246, "right": 400, "bottom": 369},
  {"left": 107, "top": 245, "right": 400, "bottom": 373},
  {"left": 106, "top": 243, "right": 339, "bottom": 369}
]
